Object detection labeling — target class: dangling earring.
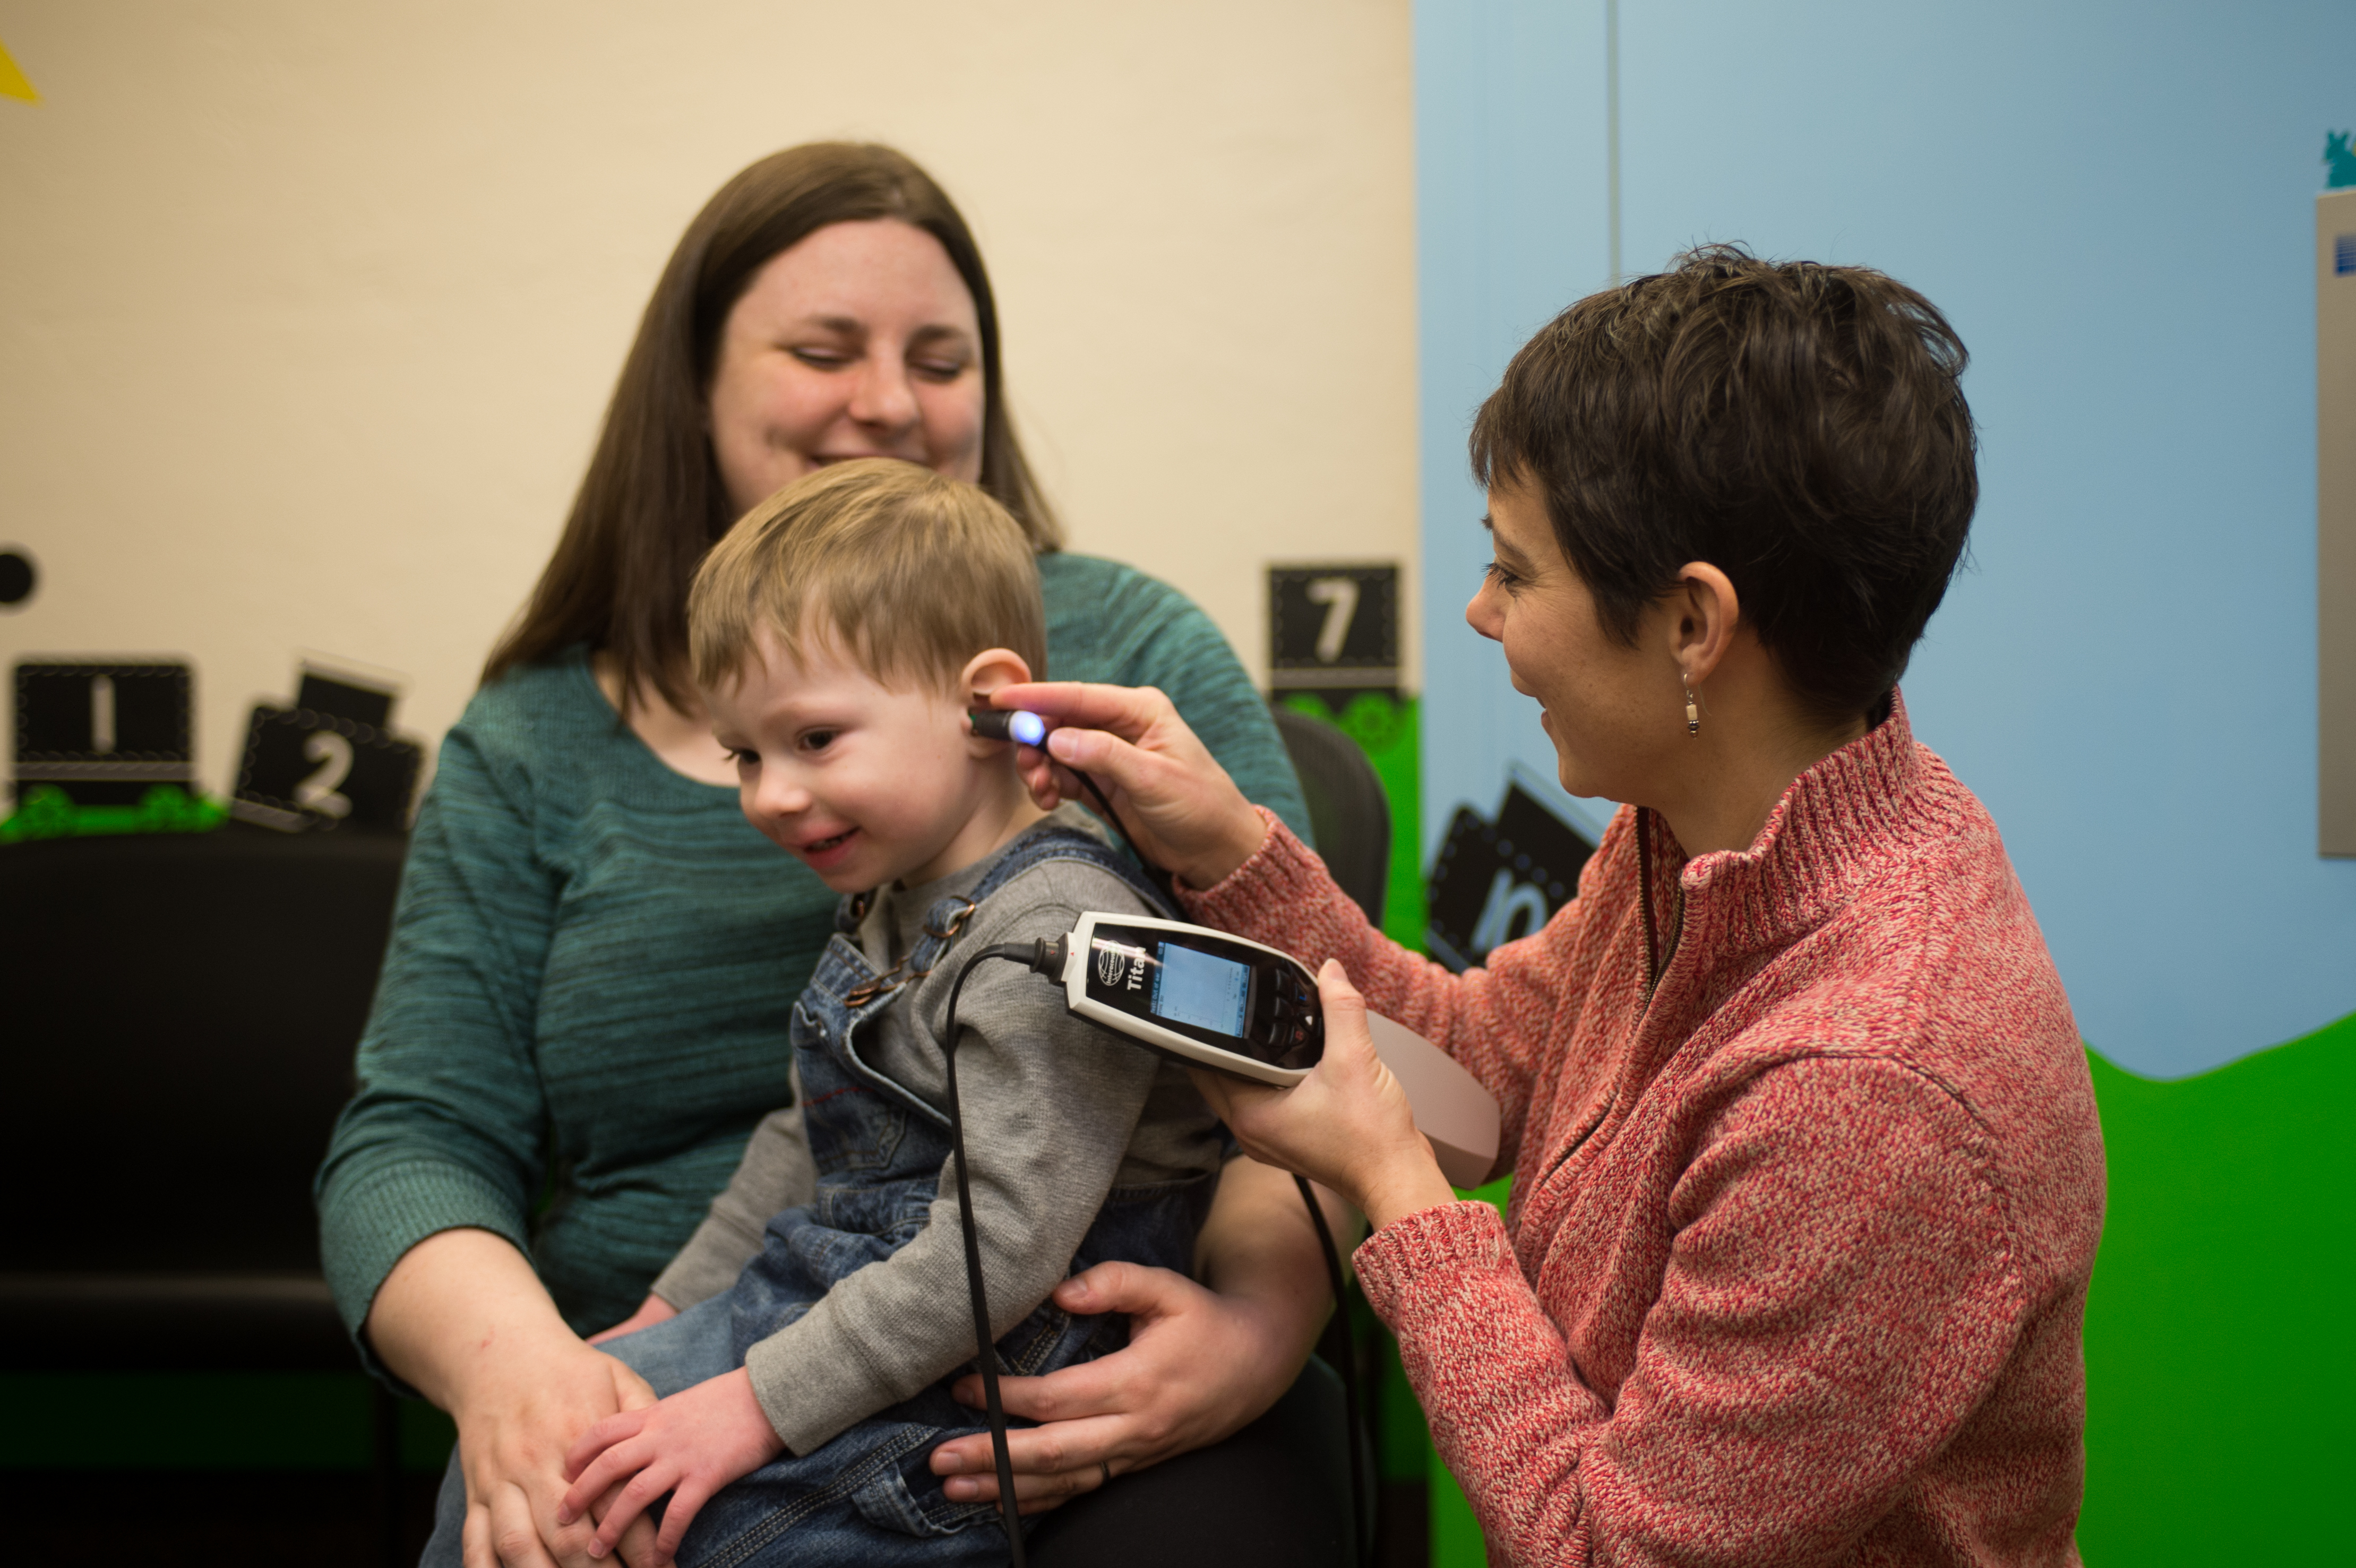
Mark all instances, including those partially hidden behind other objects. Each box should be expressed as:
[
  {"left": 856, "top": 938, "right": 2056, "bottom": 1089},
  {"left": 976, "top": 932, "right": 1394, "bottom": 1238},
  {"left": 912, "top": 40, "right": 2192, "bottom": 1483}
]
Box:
[{"left": 1682, "top": 672, "right": 1699, "bottom": 737}]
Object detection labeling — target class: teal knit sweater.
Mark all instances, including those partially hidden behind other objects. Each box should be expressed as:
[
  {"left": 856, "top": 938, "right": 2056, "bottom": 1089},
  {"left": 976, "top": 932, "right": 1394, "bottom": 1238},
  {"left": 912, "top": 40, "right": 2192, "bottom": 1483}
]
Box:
[{"left": 316, "top": 554, "right": 1309, "bottom": 1341}]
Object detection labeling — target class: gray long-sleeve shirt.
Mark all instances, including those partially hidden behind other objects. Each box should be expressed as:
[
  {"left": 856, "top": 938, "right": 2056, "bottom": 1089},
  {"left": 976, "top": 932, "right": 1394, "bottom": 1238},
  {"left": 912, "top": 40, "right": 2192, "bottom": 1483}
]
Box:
[{"left": 651, "top": 810, "right": 1224, "bottom": 1455}]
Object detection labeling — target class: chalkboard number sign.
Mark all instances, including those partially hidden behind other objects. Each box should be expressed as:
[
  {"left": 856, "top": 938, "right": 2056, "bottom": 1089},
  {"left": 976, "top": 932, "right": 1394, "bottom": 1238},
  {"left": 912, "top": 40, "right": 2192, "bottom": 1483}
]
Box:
[
  {"left": 1424, "top": 780, "right": 1596, "bottom": 973},
  {"left": 12, "top": 660, "right": 196, "bottom": 806},
  {"left": 1267, "top": 564, "right": 1399, "bottom": 696},
  {"left": 233, "top": 705, "right": 420, "bottom": 833}
]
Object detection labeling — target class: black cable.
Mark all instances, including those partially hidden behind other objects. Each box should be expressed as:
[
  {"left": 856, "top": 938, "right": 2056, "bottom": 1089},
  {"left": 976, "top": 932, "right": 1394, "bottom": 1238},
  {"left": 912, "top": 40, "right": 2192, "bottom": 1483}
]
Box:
[
  {"left": 1069, "top": 764, "right": 1178, "bottom": 909},
  {"left": 1296, "top": 1174, "right": 1370, "bottom": 1566},
  {"left": 941, "top": 942, "right": 1054, "bottom": 1568},
  {"left": 947, "top": 942, "right": 1373, "bottom": 1564}
]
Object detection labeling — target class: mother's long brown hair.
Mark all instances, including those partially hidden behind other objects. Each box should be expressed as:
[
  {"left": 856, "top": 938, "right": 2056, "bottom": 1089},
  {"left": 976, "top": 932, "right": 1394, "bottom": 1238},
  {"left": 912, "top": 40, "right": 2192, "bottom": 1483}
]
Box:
[{"left": 483, "top": 142, "right": 1061, "bottom": 713}]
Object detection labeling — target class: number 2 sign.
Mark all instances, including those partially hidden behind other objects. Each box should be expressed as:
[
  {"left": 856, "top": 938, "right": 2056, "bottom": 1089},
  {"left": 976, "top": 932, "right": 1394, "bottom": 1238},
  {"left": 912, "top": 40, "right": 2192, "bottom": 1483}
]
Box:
[{"left": 231, "top": 664, "right": 420, "bottom": 833}]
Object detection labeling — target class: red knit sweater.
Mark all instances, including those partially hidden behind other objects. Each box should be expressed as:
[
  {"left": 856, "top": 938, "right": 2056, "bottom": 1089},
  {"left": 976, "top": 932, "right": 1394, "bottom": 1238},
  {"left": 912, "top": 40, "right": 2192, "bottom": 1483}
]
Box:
[{"left": 1183, "top": 699, "right": 2102, "bottom": 1566}]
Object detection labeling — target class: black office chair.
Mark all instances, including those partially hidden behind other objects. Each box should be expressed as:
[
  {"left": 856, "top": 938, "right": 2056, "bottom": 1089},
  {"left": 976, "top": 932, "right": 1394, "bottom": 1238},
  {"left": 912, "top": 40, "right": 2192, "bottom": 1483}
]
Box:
[
  {"left": 1273, "top": 700, "right": 1396, "bottom": 1550},
  {"left": 0, "top": 825, "right": 410, "bottom": 1563},
  {"left": 1269, "top": 703, "right": 1391, "bottom": 928}
]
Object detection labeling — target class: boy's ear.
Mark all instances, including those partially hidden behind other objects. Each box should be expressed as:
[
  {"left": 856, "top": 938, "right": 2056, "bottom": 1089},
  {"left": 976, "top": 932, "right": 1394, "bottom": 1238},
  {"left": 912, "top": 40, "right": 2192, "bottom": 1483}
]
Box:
[
  {"left": 960, "top": 648, "right": 1034, "bottom": 705},
  {"left": 961, "top": 645, "right": 1036, "bottom": 758},
  {"left": 961, "top": 648, "right": 1034, "bottom": 758}
]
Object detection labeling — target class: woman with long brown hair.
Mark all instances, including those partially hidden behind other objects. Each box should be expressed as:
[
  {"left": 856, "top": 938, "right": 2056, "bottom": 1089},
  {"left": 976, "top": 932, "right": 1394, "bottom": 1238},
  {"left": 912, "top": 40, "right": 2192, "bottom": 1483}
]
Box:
[{"left": 318, "top": 144, "right": 1344, "bottom": 1568}]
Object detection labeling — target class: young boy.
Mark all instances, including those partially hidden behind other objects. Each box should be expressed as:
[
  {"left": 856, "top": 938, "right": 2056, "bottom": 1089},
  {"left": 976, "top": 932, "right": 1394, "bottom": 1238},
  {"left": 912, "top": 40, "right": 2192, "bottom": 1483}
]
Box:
[{"left": 560, "top": 459, "right": 1223, "bottom": 1565}]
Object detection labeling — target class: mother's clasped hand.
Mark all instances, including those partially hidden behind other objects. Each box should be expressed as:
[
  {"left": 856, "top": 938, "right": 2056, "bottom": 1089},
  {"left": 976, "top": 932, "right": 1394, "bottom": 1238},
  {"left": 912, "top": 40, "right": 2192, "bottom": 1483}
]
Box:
[
  {"left": 370, "top": 1229, "right": 666, "bottom": 1568},
  {"left": 1197, "top": 960, "right": 1458, "bottom": 1233}
]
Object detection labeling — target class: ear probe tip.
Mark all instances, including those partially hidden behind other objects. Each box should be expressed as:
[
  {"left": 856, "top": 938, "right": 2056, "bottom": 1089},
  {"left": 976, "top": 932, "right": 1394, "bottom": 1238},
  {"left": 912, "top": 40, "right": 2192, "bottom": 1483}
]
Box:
[{"left": 971, "top": 709, "right": 1048, "bottom": 747}]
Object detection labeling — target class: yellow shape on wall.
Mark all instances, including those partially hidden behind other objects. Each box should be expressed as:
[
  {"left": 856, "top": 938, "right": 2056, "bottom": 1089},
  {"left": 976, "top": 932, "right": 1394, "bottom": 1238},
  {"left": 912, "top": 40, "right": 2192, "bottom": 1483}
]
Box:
[{"left": 0, "top": 38, "right": 40, "bottom": 105}]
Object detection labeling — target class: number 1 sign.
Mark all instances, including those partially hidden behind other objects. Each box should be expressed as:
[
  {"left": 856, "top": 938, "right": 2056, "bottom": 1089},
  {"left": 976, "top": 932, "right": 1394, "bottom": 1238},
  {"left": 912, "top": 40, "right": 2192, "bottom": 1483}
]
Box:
[{"left": 11, "top": 661, "right": 197, "bottom": 806}]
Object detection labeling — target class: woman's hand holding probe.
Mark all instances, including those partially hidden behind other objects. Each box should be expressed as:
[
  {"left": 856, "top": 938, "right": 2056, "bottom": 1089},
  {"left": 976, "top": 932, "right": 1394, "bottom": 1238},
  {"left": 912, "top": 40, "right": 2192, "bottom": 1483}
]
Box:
[{"left": 989, "top": 682, "right": 1269, "bottom": 891}]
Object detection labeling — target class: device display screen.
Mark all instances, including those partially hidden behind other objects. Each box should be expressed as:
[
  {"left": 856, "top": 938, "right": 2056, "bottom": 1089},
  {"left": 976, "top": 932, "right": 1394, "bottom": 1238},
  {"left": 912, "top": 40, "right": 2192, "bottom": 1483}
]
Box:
[
  {"left": 1150, "top": 944, "right": 1251, "bottom": 1036},
  {"left": 1081, "top": 922, "right": 1321, "bottom": 1073}
]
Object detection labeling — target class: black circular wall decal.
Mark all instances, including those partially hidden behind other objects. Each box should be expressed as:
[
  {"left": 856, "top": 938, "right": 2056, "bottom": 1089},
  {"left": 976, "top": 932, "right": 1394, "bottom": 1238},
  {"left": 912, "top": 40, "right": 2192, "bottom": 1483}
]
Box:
[{"left": 0, "top": 549, "right": 34, "bottom": 608}]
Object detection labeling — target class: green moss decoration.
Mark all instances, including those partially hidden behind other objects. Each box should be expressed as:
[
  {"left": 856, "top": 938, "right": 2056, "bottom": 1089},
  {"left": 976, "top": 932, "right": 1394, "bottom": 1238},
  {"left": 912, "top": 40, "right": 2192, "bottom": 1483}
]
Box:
[{"left": 0, "top": 783, "right": 229, "bottom": 843}]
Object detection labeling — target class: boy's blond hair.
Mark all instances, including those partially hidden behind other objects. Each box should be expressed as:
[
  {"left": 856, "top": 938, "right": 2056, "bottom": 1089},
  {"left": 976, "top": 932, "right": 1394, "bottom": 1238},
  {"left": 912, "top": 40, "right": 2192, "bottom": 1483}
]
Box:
[{"left": 688, "top": 458, "right": 1047, "bottom": 694}]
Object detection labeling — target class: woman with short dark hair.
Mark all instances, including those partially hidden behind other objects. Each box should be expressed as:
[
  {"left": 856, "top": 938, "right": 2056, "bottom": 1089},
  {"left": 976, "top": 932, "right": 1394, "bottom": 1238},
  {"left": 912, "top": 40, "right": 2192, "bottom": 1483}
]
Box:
[{"left": 1004, "top": 247, "right": 2104, "bottom": 1566}]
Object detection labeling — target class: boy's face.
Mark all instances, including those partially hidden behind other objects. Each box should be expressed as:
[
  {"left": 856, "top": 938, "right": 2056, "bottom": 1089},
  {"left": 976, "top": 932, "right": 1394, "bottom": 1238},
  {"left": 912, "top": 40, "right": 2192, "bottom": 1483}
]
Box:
[{"left": 706, "top": 627, "right": 995, "bottom": 894}]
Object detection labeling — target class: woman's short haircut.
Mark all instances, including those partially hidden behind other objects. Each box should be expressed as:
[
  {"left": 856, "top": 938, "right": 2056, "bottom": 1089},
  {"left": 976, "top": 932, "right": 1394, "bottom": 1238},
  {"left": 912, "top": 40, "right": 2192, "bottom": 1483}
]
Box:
[
  {"left": 688, "top": 459, "right": 1047, "bottom": 696},
  {"left": 486, "top": 142, "right": 1059, "bottom": 713},
  {"left": 1470, "top": 244, "right": 1977, "bottom": 721}
]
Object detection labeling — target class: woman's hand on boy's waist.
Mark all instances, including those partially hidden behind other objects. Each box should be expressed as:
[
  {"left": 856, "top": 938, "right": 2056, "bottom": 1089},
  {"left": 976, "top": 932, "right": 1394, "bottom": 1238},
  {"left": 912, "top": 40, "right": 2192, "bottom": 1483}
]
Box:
[{"left": 927, "top": 1158, "right": 1337, "bottom": 1510}]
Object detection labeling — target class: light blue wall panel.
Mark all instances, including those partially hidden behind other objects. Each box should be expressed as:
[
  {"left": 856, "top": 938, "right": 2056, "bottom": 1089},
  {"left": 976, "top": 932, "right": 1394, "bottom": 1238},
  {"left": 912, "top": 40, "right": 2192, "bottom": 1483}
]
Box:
[
  {"left": 1417, "top": 0, "right": 2356, "bottom": 1076},
  {"left": 1416, "top": 0, "right": 1621, "bottom": 850}
]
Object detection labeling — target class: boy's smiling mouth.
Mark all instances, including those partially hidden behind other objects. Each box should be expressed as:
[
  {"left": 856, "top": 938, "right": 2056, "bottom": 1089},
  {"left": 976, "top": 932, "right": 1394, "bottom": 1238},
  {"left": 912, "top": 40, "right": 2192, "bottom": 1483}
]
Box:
[
  {"left": 799, "top": 827, "right": 857, "bottom": 859},
  {"left": 791, "top": 825, "right": 869, "bottom": 880}
]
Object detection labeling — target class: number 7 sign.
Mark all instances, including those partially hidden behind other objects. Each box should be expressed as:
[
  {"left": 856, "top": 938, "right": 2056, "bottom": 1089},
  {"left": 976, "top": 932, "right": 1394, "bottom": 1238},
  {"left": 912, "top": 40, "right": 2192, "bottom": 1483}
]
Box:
[{"left": 1267, "top": 564, "right": 1399, "bottom": 699}]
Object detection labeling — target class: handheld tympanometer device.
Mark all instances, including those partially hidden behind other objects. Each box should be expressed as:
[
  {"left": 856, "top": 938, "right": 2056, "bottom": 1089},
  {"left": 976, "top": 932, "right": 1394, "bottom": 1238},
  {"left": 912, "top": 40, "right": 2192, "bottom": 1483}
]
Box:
[
  {"left": 1039, "top": 911, "right": 1499, "bottom": 1185},
  {"left": 1056, "top": 913, "right": 1322, "bottom": 1080}
]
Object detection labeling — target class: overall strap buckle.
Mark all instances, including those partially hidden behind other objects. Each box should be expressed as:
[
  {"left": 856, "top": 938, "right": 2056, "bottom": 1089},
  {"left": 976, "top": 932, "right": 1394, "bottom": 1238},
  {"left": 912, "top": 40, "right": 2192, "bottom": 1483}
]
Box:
[{"left": 840, "top": 895, "right": 979, "bottom": 1008}]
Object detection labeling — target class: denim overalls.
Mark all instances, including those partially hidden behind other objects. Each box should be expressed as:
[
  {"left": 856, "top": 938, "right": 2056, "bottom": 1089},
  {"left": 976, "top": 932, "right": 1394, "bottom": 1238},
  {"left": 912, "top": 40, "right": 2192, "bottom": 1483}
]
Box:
[{"left": 597, "top": 825, "right": 1214, "bottom": 1566}]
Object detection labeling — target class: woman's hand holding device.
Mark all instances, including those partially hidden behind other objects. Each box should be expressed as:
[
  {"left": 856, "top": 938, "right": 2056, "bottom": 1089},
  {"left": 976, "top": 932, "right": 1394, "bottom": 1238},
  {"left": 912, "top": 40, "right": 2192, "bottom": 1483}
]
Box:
[
  {"left": 990, "top": 682, "right": 1461, "bottom": 1225},
  {"left": 1192, "top": 961, "right": 1459, "bottom": 1231}
]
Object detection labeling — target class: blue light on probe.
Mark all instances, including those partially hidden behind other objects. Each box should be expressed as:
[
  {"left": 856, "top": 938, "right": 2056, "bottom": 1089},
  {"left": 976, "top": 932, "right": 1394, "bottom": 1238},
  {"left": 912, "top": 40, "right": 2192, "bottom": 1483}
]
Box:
[{"left": 970, "top": 708, "right": 1050, "bottom": 746}]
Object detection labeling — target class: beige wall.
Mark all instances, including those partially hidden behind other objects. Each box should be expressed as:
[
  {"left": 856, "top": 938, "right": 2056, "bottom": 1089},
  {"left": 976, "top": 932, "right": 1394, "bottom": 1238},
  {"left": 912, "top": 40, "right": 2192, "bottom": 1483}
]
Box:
[{"left": 0, "top": 1, "right": 1417, "bottom": 799}]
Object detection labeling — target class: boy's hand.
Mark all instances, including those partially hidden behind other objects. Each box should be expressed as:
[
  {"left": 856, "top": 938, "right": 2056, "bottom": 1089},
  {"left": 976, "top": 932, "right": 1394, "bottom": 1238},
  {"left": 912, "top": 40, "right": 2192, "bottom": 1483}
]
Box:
[{"left": 556, "top": 1368, "right": 784, "bottom": 1563}]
